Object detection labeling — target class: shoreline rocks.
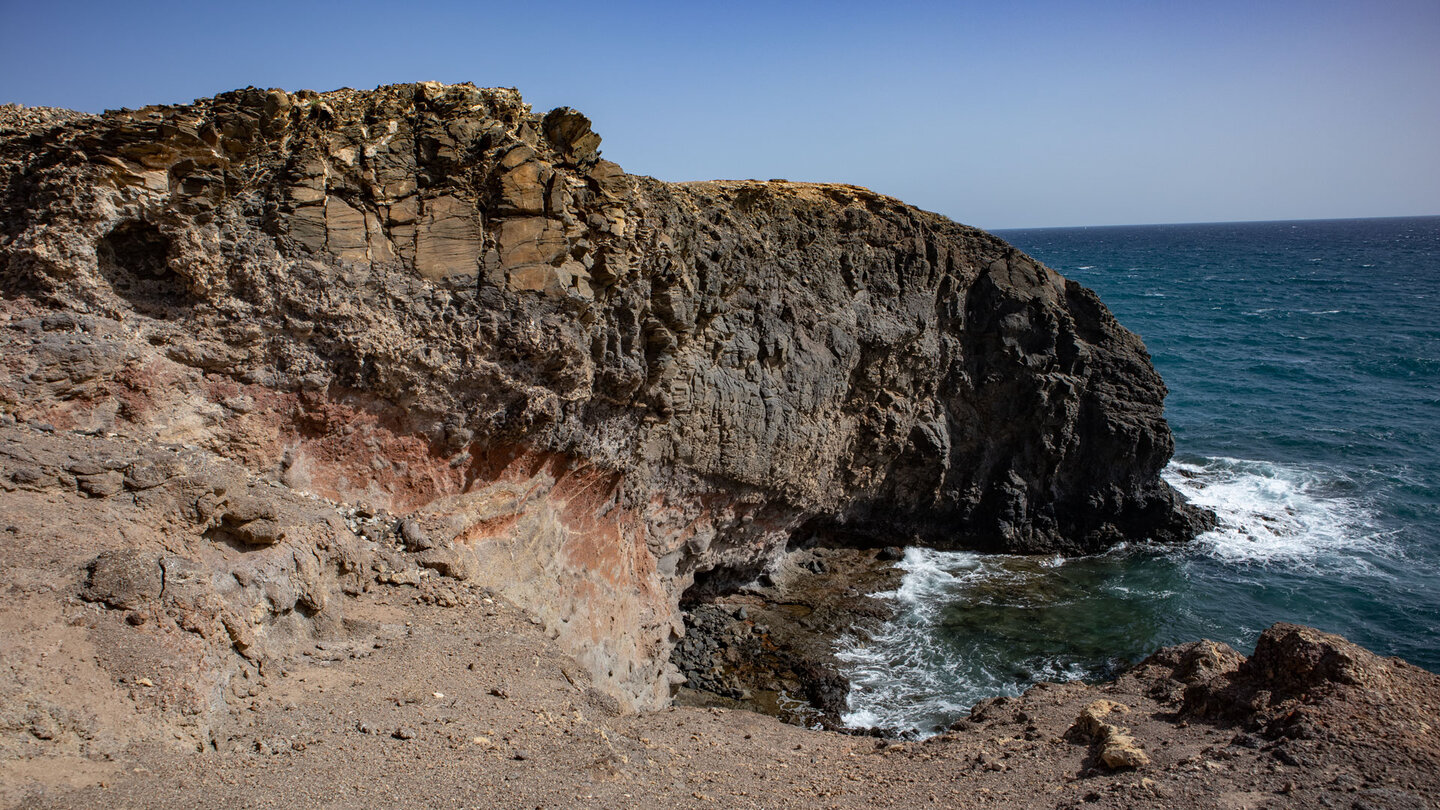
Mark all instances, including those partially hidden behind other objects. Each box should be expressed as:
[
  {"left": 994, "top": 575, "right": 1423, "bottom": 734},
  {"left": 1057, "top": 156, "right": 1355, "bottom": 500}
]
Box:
[{"left": 671, "top": 547, "right": 903, "bottom": 730}]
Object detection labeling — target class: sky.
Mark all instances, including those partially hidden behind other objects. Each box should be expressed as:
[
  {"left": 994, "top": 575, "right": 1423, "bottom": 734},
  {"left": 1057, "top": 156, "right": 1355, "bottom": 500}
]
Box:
[{"left": 1, "top": 0, "right": 1436, "bottom": 229}]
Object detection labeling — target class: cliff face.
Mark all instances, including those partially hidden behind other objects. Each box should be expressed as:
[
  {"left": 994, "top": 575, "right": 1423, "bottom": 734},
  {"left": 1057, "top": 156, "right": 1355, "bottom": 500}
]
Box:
[{"left": 0, "top": 84, "right": 1206, "bottom": 712}]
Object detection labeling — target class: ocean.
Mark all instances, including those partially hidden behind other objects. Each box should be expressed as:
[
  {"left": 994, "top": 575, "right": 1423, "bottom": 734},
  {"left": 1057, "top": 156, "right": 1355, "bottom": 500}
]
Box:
[{"left": 837, "top": 216, "right": 1440, "bottom": 734}]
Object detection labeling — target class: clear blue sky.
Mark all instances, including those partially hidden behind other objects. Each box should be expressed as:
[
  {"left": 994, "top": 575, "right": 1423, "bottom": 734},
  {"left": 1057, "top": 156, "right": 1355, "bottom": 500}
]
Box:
[{"left": 2, "top": 0, "right": 1436, "bottom": 228}]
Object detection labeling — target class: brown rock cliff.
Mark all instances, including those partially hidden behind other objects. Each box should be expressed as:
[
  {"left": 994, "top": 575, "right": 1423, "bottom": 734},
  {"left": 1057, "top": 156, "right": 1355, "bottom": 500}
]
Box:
[{"left": 0, "top": 83, "right": 1208, "bottom": 711}]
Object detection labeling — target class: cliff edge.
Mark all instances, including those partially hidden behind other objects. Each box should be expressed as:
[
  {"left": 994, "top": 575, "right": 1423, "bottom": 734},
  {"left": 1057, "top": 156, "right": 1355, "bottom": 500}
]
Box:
[{"left": 0, "top": 83, "right": 1207, "bottom": 715}]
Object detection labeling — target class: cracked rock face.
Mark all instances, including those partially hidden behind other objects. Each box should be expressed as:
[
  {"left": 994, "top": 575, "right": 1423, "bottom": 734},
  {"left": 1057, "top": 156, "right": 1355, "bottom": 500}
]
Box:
[{"left": 0, "top": 83, "right": 1208, "bottom": 711}]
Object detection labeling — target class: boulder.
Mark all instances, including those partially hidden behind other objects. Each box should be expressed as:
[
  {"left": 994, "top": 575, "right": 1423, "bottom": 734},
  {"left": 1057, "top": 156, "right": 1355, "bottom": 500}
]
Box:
[{"left": 82, "top": 549, "right": 162, "bottom": 610}]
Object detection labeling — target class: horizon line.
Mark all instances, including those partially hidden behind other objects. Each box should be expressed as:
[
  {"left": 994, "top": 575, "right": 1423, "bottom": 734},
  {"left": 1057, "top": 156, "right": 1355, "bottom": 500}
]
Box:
[{"left": 988, "top": 213, "right": 1440, "bottom": 232}]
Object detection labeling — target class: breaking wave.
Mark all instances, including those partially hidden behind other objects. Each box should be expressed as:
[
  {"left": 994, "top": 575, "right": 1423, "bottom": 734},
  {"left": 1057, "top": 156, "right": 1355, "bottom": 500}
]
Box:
[
  {"left": 837, "top": 455, "right": 1391, "bottom": 735},
  {"left": 1164, "top": 456, "right": 1387, "bottom": 568}
]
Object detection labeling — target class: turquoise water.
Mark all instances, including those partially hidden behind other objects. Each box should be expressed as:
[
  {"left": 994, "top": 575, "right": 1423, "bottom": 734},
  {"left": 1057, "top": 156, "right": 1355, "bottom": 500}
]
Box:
[{"left": 838, "top": 216, "right": 1440, "bottom": 733}]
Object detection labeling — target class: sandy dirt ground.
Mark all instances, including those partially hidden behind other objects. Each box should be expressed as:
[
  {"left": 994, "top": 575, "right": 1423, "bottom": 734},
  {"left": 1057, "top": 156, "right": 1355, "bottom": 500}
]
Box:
[{"left": 7, "top": 579, "right": 1434, "bottom": 809}]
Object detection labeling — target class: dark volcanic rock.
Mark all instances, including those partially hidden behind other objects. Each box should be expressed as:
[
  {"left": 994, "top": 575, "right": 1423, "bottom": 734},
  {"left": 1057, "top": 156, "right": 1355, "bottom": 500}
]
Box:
[
  {"left": 0, "top": 82, "right": 1204, "bottom": 553},
  {"left": 672, "top": 547, "right": 901, "bottom": 729},
  {"left": 0, "top": 83, "right": 1208, "bottom": 709}
]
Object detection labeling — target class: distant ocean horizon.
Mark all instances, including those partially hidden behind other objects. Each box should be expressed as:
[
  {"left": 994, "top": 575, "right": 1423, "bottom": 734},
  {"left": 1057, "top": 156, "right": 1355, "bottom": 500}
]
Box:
[
  {"left": 837, "top": 215, "right": 1440, "bottom": 734},
  {"left": 984, "top": 213, "right": 1440, "bottom": 232}
]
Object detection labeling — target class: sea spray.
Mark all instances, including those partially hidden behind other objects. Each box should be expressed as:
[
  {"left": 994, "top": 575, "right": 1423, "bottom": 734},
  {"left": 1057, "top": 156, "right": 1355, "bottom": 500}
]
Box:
[
  {"left": 1163, "top": 456, "right": 1385, "bottom": 568},
  {"left": 838, "top": 456, "right": 1396, "bottom": 735}
]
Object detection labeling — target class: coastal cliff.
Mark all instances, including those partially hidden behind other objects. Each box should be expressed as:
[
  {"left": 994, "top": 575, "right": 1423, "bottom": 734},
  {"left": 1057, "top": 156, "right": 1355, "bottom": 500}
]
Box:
[
  {"left": 3, "top": 86, "right": 1438, "bottom": 809},
  {"left": 0, "top": 83, "right": 1207, "bottom": 717}
]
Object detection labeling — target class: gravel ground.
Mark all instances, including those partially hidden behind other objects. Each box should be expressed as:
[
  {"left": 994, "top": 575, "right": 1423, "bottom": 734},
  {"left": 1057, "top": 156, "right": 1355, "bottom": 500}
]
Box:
[{"left": 8, "top": 581, "right": 1435, "bottom": 809}]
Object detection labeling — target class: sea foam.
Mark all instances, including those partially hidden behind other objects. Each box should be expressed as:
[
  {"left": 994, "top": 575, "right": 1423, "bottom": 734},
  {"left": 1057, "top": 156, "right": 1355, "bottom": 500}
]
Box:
[
  {"left": 836, "top": 549, "right": 1001, "bottom": 732},
  {"left": 837, "top": 456, "right": 1390, "bottom": 735},
  {"left": 836, "top": 548, "right": 1102, "bottom": 734},
  {"left": 1163, "top": 457, "right": 1385, "bottom": 568}
]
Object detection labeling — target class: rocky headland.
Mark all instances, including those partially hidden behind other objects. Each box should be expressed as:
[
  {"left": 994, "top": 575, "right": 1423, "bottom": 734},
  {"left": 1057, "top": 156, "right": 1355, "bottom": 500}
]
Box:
[{"left": 0, "top": 87, "right": 1434, "bottom": 807}]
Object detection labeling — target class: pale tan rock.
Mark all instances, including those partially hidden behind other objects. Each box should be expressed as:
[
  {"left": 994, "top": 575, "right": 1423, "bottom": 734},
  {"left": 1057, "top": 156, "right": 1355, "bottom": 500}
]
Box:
[
  {"left": 387, "top": 195, "right": 419, "bottom": 226},
  {"left": 1074, "top": 699, "right": 1128, "bottom": 736},
  {"left": 365, "top": 209, "right": 395, "bottom": 264},
  {"left": 499, "top": 161, "right": 547, "bottom": 214},
  {"left": 325, "top": 196, "right": 370, "bottom": 262},
  {"left": 413, "top": 195, "right": 482, "bottom": 279},
  {"left": 288, "top": 184, "right": 325, "bottom": 205},
  {"left": 1100, "top": 730, "right": 1151, "bottom": 769},
  {"left": 561, "top": 260, "right": 593, "bottom": 298},
  {"left": 1071, "top": 700, "right": 1149, "bottom": 770},
  {"left": 499, "top": 144, "right": 536, "bottom": 170},
  {"left": 506, "top": 264, "right": 560, "bottom": 294},
  {"left": 587, "top": 159, "right": 628, "bottom": 199},
  {"left": 497, "top": 216, "right": 567, "bottom": 270}
]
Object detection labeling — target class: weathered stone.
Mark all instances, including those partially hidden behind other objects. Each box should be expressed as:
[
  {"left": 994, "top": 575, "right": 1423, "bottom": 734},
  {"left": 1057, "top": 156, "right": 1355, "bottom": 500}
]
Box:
[
  {"left": 497, "top": 216, "right": 567, "bottom": 270},
  {"left": 498, "top": 161, "right": 547, "bottom": 214},
  {"left": 586, "top": 160, "right": 628, "bottom": 199},
  {"left": 325, "top": 196, "right": 370, "bottom": 261},
  {"left": 1072, "top": 700, "right": 1128, "bottom": 739},
  {"left": 223, "top": 495, "right": 277, "bottom": 523},
  {"left": 0, "top": 82, "right": 1210, "bottom": 714},
  {"left": 82, "top": 549, "right": 162, "bottom": 610},
  {"left": 10, "top": 467, "right": 47, "bottom": 488},
  {"left": 66, "top": 459, "right": 112, "bottom": 476},
  {"left": 416, "top": 547, "right": 476, "bottom": 580},
  {"left": 262, "top": 89, "right": 292, "bottom": 120},
  {"left": 542, "top": 107, "right": 602, "bottom": 166},
  {"left": 400, "top": 519, "right": 433, "bottom": 551},
  {"left": 387, "top": 195, "right": 419, "bottom": 226},
  {"left": 499, "top": 144, "right": 536, "bottom": 170},
  {"left": 1100, "top": 730, "right": 1151, "bottom": 769},
  {"left": 1179, "top": 623, "right": 1406, "bottom": 741},
  {"left": 288, "top": 203, "right": 328, "bottom": 252},
  {"left": 229, "top": 517, "right": 286, "bottom": 546},
  {"left": 413, "top": 195, "right": 482, "bottom": 279},
  {"left": 123, "top": 462, "right": 174, "bottom": 490},
  {"left": 364, "top": 209, "right": 395, "bottom": 264},
  {"left": 1070, "top": 700, "right": 1150, "bottom": 770},
  {"left": 77, "top": 471, "right": 125, "bottom": 497},
  {"left": 506, "top": 263, "right": 559, "bottom": 293}
]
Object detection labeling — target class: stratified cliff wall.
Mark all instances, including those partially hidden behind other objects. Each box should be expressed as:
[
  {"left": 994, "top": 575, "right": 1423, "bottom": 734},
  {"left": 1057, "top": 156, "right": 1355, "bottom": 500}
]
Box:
[{"left": 0, "top": 84, "right": 1206, "bottom": 711}]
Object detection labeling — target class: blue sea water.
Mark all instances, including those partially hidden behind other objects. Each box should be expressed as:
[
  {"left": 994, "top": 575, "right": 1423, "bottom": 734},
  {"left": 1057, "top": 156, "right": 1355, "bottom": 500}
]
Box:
[{"left": 838, "top": 216, "right": 1440, "bottom": 733}]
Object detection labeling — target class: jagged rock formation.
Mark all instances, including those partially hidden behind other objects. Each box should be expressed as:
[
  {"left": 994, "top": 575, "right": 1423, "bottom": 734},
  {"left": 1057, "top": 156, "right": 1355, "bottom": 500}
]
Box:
[
  {"left": 670, "top": 547, "right": 903, "bottom": 729},
  {"left": 0, "top": 83, "right": 1208, "bottom": 713}
]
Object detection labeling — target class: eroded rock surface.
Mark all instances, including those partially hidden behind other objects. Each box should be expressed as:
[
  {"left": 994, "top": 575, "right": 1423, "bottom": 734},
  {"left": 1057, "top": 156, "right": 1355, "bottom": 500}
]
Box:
[
  {"left": 1, "top": 83, "right": 1208, "bottom": 714},
  {"left": 0, "top": 420, "right": 377, "bottom": 757},
  {"left": 3, "top": 85, "right": 1435, "bottom": 809},
  {"left": 671, "top": 547, "right": 903, "bottom": 729}
]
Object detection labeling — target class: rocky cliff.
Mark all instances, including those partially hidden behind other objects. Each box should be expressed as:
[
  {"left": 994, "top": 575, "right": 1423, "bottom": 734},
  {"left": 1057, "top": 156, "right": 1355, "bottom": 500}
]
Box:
[{"left": 0, "top": 84, "right": 1207, "bottom": 716}]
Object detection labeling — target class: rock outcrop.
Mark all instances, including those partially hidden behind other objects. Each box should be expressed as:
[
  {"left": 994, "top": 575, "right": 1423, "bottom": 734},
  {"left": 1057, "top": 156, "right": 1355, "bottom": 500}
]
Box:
[
  {"left": 671, "top": 547, "right": 903, "bottom": 729},
  {"left": 0, "top": 420, "right": 384, "bottom": 757},
  {"left": 0, "top": 83, "right": 1208, "bottom": 713}
]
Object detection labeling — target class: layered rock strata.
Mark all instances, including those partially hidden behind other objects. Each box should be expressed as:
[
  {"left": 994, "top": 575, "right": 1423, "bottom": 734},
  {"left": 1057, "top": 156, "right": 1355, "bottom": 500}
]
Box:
[{"left": 0, "top": 83, "right": 1207, "bottom": 712}]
